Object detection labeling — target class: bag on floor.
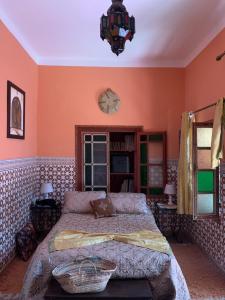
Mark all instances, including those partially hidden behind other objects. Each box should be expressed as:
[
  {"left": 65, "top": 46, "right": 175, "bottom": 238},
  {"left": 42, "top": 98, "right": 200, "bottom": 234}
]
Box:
[{"left": 16, "top": 223, "right": 38, "bottom": 261}]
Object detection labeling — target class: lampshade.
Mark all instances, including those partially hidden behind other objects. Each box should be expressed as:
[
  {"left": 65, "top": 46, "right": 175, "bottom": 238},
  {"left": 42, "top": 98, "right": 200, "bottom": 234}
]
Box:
[
  {"left": 164, "top": 184, "right": 176, "bottom": 195},
  {"left": 40, "top": 183, "right": 53, "bottom": 194}
]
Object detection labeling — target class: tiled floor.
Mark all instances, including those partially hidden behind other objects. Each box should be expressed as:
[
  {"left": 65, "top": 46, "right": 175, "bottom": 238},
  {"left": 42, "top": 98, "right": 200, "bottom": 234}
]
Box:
[
  {"left": 171, "top": 243, "right": 225, "bottom": 300},
  {"left": 0, "top": 257, "right": 30, "bottom": 294}
]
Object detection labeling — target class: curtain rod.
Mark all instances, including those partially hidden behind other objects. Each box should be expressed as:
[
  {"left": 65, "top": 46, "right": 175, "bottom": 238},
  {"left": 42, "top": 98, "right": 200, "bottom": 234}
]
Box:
[
  {"left": 216, "top": 50, "right": 225, "bottom": 61},
  {"left": 191, "top": 101, "right": 218, "bottom": 114}
]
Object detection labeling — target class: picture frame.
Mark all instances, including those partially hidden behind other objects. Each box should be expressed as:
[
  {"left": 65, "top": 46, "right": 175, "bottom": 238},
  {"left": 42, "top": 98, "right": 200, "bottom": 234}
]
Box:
[{"left": 7, "top": 81, "right": 25, "bottom": 139}]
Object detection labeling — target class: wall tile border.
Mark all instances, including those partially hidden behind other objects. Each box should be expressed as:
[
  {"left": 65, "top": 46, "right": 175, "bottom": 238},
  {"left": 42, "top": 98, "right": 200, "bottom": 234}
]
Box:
[{"left": 0, "top": 157, "right": 38, "bottom": 171}]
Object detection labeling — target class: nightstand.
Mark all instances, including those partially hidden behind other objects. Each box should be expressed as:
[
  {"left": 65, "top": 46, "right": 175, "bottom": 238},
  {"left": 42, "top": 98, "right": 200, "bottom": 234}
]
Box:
[
  {"left": 30, "top": 199, "right": 61, "bottom": 238},
  {"left": 154, "top": 202, "right": 180, "bottom": 239}
]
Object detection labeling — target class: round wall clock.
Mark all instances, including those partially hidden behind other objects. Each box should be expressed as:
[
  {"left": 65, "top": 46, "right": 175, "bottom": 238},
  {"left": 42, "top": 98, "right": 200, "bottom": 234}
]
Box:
[{"left": 98, "top": 89, "right": 120, "bottom": 114}]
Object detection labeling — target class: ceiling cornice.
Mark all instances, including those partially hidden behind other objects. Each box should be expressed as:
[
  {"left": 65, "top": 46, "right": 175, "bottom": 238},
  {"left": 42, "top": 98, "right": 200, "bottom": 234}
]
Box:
[
  {"left": 37, "top": 56, "right": 185, "bottom": 68},
  {"left": 183, "top": 16, "right": 225, "bottom": 67},
  {"left": 0, "top": 10, "right": 39, "bottom": 63}
]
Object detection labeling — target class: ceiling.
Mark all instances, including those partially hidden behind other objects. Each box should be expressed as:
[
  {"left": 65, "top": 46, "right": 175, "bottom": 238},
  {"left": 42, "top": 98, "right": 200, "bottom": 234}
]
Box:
[{"left": 1, "top": 0, "right": 225, "bottom": 67}]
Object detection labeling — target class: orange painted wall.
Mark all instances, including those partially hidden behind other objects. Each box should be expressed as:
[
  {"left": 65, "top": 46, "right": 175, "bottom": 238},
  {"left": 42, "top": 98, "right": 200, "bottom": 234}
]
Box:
[
  {"left": 0, "top": 21, "right": 38, "bottom": 160},
  {"left": 185, "top": 28, "right": 225, "bottom": 120},
  {"left": 38, "top": 67, "right": 185, "bottom": 159}
]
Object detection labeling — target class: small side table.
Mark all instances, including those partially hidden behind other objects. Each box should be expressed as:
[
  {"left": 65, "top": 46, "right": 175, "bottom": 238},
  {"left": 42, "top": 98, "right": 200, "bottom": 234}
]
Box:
[
  {"left": 30, "top": 199, "right": 61, "bottom": 239},
  {"left": 155, "top": 202, "right": 180, "bottom": 239}
]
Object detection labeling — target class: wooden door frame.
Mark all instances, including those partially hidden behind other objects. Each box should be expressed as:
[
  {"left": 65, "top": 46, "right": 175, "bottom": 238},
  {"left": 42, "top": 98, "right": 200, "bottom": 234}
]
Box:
[{"left": 75, "top": 125, "right": 143, "bottom": 191}]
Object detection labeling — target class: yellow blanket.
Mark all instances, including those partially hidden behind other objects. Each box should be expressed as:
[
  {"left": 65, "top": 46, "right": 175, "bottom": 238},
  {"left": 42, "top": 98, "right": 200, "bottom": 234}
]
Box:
[{"left": 49, "top": 230, "right": 171, "bottom": 255}]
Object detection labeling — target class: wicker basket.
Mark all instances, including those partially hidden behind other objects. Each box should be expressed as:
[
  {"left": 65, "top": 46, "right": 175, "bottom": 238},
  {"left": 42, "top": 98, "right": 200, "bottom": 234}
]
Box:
[{"left": 52, "top": 256, "right": 117, "bottom": 294}]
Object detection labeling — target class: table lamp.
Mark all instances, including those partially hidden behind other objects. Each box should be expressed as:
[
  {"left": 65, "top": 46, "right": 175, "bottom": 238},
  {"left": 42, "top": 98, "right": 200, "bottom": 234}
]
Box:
[
  {"left": 40, "top": 183, "right": 53, "bottom": 199},
  {"left": 164, "top": 183, "right": 176, "bottom": 205}
]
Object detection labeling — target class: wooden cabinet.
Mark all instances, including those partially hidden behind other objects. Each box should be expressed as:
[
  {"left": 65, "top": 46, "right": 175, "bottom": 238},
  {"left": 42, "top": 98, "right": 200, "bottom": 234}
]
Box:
[
  {"left": 137, "top": 132, "right": 167, "bottom": 201},
  {"left": 154, "top": 202, "right": 178, "bottom": 237},
  {"left": 76, "top": 126, "right": 167, "bottom": 199},
  {"left": 83, "top": 133, "right": 109, "bottom": 191},
  {"left": 30, "top": 200, "right": 61, "bottom": 237}
]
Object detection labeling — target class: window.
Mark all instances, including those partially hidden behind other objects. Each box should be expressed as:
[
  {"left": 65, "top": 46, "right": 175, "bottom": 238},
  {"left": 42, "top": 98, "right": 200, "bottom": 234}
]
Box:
[{"left": 193, "top": 123, "right": 219, "bottom": 219}]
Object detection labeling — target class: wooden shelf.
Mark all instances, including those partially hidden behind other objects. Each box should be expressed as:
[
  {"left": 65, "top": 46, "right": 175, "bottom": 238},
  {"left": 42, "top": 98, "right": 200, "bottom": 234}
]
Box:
[
  {"left": 110, "top": 150, "right": 135, "bottom": 153},
  {"left": 110, "top": 173, "right": 134, "bottom": 175}
]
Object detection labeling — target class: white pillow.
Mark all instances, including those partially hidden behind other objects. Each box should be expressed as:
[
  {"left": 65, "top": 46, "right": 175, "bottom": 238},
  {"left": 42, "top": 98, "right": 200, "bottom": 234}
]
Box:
[
  {"left": 63, "top": 191, "right": 106, "bottom": 213},
  {"left": 108, "top": 193, "right": 149, "bottom": 214}
]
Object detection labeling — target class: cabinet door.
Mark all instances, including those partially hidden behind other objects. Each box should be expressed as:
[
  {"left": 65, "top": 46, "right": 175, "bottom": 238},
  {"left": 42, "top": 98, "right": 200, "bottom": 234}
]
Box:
[
  {"left": 137, "top": 132, "right": 167, "bottom": 201},
  {"left": 82, "top": 133, "right": 109, "bottom": 192}
]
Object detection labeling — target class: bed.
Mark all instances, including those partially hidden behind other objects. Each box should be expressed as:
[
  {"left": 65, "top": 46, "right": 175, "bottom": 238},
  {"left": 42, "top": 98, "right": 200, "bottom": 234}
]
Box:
[{"left": 20, "top": 192, "right": 190, "bottom": 300}]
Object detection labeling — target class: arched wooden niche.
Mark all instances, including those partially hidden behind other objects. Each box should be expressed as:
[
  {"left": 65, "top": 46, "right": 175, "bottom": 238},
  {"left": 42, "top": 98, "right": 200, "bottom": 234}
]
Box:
[
  {"left": 11, "top": 96, "right": 22, "bottom": 129},
  {"left": 7, "top": 80, "right": 25, "bottom": 139}
]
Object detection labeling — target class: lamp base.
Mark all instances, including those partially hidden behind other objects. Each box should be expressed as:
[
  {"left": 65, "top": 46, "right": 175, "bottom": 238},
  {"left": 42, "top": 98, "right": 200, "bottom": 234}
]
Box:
[
  {"left": 43, "top": 193, "right": 49, "bottom": 200},
  {"left": 167, "top": 195, "right": 173, "bottom": 206}
]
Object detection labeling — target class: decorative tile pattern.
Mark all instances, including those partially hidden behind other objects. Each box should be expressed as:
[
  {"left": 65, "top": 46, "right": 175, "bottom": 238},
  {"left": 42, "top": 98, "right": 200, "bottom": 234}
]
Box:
[
  {"left": 0, "top": 156, "right": 76, "bottom": 271},
  {"left": 38, "top": 157, "right": 77, "bottom": 203},
  {"left": 0, "top": 158, "right": 38, "bottom": 271},
  {"left": 182, "top": 214, "right": 225, "bottom": 271},
  {"left": 167, "top": 160, "right": 178, "bottom": 185},
  {"left": 148, "top": 166, "right": 163, "bottom": 186},
  {"left": 149, "top": 160, "right": 178, "bottom": 230},
  {"left": 147, "top": 160, "right": 178, "bottom": 211}
]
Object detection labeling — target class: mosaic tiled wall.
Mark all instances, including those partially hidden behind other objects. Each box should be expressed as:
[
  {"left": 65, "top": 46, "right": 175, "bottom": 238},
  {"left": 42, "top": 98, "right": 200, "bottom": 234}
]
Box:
[
  {"left": 1, "top": 157, "right": 225, "bottom": 274},
  {"left": 167, "top": 160, "right": 178, "bottom": 186},
  {"left": 0, "top": 157, "right": 77, "bottom": 271},
  {"left": 149, "top": 160, "right": 179, "bottom": 234},
  {"left": 0, "top": 158, "right": 39, "bottom": 271},
  {"left": 38, "top": 157, "right": 77, "bottom": 203},
  {"left": 182, "top": 214, "right": 225, "bottom": 271},
  {"left": 147, "top": 160, "right": 178, "bottom": 212}
]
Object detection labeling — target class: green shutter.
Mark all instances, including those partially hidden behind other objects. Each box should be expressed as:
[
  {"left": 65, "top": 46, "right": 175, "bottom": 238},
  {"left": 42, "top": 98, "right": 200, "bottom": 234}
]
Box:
[{"left": 197, "top": 170, "right": 214, "bottom": 193}]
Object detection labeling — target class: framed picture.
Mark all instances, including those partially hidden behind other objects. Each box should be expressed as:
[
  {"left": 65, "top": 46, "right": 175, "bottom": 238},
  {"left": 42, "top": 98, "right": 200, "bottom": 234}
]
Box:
[{"left": 7, "top": 81, "right": 25, "bottom": 139}]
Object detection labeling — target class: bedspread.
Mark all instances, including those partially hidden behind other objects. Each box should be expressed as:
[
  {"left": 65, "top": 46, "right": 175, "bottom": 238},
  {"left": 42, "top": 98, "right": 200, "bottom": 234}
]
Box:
[{"left": 20, "top": 212, "right": 190, "bottom": 300}]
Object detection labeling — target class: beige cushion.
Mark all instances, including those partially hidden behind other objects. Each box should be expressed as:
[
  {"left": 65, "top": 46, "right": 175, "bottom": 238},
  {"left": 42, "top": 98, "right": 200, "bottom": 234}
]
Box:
[
  {"left": 108, "top": 193, "right": 149, "bottom": 214},
  {"left": 90, "top": 198, "right": 116, "bottom": 218},
  {"left": 63, "top": 191, "right": 106, "bottom": 213}
]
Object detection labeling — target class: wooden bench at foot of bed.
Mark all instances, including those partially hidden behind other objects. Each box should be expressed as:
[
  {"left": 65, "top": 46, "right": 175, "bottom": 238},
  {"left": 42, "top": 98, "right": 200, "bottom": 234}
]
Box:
[{"left": 44, "top": 278, "right": 153, "bottom": 300}]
